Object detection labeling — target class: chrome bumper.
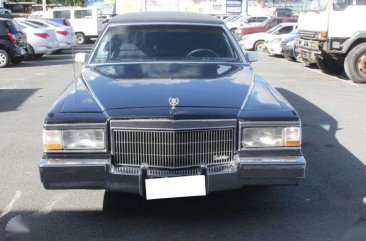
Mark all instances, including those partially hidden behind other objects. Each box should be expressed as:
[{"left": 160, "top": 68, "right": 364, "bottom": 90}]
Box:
[{"left": 39, "top": 156, "right": 306, "bottom": 195}]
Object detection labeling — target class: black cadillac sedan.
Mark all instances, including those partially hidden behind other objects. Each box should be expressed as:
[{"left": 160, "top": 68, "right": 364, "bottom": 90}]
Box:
[{"left": 40, "top": 12, "right": 306, "bottom": 200}]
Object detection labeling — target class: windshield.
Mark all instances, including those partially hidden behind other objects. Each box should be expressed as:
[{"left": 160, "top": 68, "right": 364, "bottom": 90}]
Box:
[
  {"left": 91, "top": 25, "right": 241, "bottom": 64},
  {"left": 302, "top": 0, "right": 329, "bottom": 11},
  {"left": 266, "top": 24, "right": 283, "bottom": 34}
]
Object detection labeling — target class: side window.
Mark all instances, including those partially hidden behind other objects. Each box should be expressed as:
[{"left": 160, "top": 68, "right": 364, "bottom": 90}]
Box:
[
  {"left": 74, "top": 10, "right": 92, "bottom": 19},
  {"left": 277, "top": 26, "right": 293, "bottom": 34},
  {"left": 257, "top": 17, "right": 268, "bottom": 22},
  {"left": 53, "top": 10, "right": 71, "bottom": 19}
]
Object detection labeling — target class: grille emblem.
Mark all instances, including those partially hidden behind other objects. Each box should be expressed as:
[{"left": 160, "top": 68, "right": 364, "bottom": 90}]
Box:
[{"left": 169, "top": 97, "right": 179, "bottom": 114}]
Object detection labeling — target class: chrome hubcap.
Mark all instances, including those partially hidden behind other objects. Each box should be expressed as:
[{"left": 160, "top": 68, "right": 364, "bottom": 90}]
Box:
[
  {"left": 0, "top": 52, "right": 7, "bottom": 66},
  {"left": 257, "top": 43, "right": 265, "bottom": 52},
  {"left": 358, "top": 54, "right": 366, "bottom": 76}
]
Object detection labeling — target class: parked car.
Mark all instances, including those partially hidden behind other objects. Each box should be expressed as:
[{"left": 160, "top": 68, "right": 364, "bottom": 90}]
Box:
[
  {"left": 226, "top": 16, "right": 269, "bottom": 33},
  {"left": 0, "top": 7, "right": 11, "bottom": 14},
  {"left": 236, "top": 17, "right": 298, "bottom": 38},
  {"left": 266, "top": 31, "right": 299, "bottom": 56},
  {"left": 26, "top": 19, "right": 75, "bottom": 53},
  {"left": 240, "top": 23, "right": 298, "bottom": 51},
  {"left": 0, "top": 18, "right": 27, "bottom": 68},
  {"left": 29, "top": 7, "right": 103, "bottom": 45},
  {"left": 39, "top": 12, "right": 306, "bottom": 202},
  {"left": 272, "top": 7, "right": 294, "bottom": 17},
  {"left": 282, "top": 38, "right": 300, "bottom": 61},
  {"left": 15, "top": 20, "right": 58, "bottom": 59}
]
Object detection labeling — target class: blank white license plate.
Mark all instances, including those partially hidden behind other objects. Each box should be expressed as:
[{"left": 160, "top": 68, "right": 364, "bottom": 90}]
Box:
[{"left": 145, "top": 175, "right": 206, "bottom": 200}]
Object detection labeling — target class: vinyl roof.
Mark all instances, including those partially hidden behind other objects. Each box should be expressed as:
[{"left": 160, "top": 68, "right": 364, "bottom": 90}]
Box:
[{"left": 109, "top": 12, "right": 224, "bottom": 25}]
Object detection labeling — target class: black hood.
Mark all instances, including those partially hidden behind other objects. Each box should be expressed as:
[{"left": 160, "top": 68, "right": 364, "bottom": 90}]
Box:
[{"left": 80, "top": 63, "right": 254, "bottom": 111}]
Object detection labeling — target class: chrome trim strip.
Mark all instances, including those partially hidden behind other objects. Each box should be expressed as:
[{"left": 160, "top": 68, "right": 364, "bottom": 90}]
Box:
[
  {"left": 39, "top": 158, "right": 110, "bottom": 167},
  {"left": 239, "top": 156, "right": 306, "bottom": 165}
]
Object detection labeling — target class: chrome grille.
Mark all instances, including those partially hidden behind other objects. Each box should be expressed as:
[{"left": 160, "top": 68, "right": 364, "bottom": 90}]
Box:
[
  {"left": 299, "top": 31, "right": 317, "bottom": 39},
  {"left": 112, "top": 128, "right": 234, "bottom": 168}
]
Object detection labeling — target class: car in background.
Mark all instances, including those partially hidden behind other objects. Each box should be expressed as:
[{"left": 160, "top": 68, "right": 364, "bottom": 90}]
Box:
[
  {"left": 236, "top": 17, "right": 298, "bottom": 38},
  {"left": 240, "top": 23, "right": 298, "bottom": 51},
  {"left": 282, "top": 38, "right": 300, "bottom": 61},
  {"left": 29, "top": 7, "right": 103, "bottom": 45},
  {"left": 272, "top": 8, "right": 294, "bottom": 17},
  {"left": 26, "top": 19, "right": 75, "bottom": 53},
  {"left": 15, "top": 20, "right": 58, "bottom": 59},
  {"left": 226, "top": 16, "right": 269, "bottom": 34},
  {"left": 0, "top": 7, "right": 11, "bottom": 14},
  {"left": 266, "top": 31, "right": 299, "bottom": 56},
  {"left": 0, "top": 18, "right": 27, "bottom": 68}
]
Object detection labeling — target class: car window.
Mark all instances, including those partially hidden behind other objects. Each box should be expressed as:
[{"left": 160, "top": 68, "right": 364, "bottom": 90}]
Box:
[
  {"left": 5, "top": 20, "right": 19, "bottom": 34},
  {"left": 74, "top": 10, "right": 92, "bottom": 19},
  {"left": 267, "top": 19, "right": 282, "bottom": 29},
  {"left": 28, "top": 21, "right": 49, "bottom": 28},
  {"left": 257, "top": 17, "right": 268, "bottom": 22},
  {"left": 277, "top": 26, "right": 293, "bottom": 34},
  {"left": 53, "top": 10, "right": 71, "bottom": 19},
  {"left": 91, "top": 25, "right": 241, "bottom": 64},
  {"left": 21, "top": 21, "right": 41, "bottom": 29},
  {"left": 45, "top": 21, "right": 63, "bottom": 27}
]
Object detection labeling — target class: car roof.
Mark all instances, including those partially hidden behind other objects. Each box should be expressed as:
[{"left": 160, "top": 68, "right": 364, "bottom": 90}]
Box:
[{"left": 109, "top": 12, "right": 224, "bottom": 25}]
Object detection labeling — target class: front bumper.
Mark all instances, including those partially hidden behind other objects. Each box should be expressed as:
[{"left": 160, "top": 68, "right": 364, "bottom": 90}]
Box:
[{"left": 39, "top": 156, "right": 306, "bottom": 196}]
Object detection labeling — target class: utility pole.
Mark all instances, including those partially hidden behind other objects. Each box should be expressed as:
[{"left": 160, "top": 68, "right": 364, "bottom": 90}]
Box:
[{"left": 42, "top": 0, "right": 46, "bottom": 11}]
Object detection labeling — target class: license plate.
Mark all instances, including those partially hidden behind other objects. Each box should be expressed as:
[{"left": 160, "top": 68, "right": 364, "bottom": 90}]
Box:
[{"left": 145, "top": 175, "right": 206, "bottom": 200}]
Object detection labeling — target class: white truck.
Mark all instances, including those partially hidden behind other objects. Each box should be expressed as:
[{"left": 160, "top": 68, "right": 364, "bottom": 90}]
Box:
[
  {"left": 297, "top": 0, "right": 366, "bottom": 83},
  {"left": 29, "top": 7, "right": 103, "bottom": 45}
]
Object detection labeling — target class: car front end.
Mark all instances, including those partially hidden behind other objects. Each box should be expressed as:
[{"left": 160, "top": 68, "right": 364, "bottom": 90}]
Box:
[{"left": 39, "top": 12, "right": 306, "bottom": 200}]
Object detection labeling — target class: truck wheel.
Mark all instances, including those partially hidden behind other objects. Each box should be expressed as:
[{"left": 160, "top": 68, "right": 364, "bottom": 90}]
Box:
[
  {"left": 344, "top": 43, "right": 366, "bottom": 83},
  {"left": 316, "top": 55, "right": 343, "bottom": 74},
  {"left": 76, "top": 33, "right": 86, "bottom": 45},
  {"left": 254, "top": 40, "right": 265, "bottom": 51},
  {"left": 0, "top": 49, "right": 9, "bottom": 68}
]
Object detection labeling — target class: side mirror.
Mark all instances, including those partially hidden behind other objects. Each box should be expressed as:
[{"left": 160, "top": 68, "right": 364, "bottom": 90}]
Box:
[
  {"left": 75, "top": 52, "right": 87, "bottom": 63},
  {"left": 245, "top": 51, "right": 258, "bottom": 63}
]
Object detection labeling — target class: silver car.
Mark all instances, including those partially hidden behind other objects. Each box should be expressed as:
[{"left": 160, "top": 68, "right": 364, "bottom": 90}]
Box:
[
  {"left": 16, "top": 20, "right": 58, "bottom": 58},
  {"left": 26, "top": 19, "right": 76, "bottom": 53}
]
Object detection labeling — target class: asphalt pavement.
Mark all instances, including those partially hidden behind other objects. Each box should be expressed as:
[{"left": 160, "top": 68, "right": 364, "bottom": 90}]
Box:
[{"left": 0, "top": 46, "right": 365, "bottom": 241}]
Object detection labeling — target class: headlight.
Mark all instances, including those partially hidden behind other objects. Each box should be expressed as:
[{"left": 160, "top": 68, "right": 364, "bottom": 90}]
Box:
[
  {"left": 43, "top": 129, "right": 105, "bottom": 151},
  {"left": 241, "top": 127, "right": 301, "bottom": 148},
  {"left": 271, "top": 38, "right": 282, "bottom": 44}
]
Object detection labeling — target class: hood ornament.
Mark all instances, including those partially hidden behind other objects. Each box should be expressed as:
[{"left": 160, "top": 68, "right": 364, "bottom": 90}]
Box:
[{"left": 169, "top": 97, "right": 179, "bottom": 115}]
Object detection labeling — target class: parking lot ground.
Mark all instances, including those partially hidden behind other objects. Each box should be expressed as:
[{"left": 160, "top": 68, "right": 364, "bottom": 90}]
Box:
[{"left": 0, "top": 48, "right": 365, "bottom": 241}]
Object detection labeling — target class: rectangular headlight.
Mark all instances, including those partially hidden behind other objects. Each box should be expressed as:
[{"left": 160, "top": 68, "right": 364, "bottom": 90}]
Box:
[
  {"left": 43, "top": 129, "right": 105, "bottom": 151},
  {"left": 241, "top": 127, "right": 301, "bottom": 148}
]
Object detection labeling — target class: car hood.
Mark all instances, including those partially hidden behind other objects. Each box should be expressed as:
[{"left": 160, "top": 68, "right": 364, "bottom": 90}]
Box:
[{"left": 79, "top": 63, "right": 254, "bottom": 111}]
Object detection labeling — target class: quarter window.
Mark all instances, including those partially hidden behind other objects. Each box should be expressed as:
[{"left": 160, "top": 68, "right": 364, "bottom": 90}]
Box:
[{"left": 74, "top": 10, "right": 92, "bottom": 19}]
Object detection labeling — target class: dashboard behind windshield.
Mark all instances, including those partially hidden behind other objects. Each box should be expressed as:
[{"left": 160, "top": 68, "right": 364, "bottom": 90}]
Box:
[{"left": 90, "top": 25, "right": 241, "bottom": 64}]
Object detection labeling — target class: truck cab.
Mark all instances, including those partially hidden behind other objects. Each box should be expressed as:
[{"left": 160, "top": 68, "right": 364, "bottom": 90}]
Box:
[{"left": 298, "top": 0, "right": 366, "bottom": 82}]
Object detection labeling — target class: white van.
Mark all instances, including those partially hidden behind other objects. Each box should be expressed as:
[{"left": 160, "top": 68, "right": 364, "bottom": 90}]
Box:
[{"left": 29, "top": 7, "right": 103, "bottom": 44}]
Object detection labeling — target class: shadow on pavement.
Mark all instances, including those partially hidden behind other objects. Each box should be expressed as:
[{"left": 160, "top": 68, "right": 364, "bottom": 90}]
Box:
[
  {"left": 0, "top": 89, "right": 365, "bottom": 241},
  {"left": 0, "top": 89, "right": 39, "bottom": 112}
]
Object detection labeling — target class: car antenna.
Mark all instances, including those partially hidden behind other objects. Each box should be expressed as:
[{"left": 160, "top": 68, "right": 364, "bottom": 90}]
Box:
[{"left": 71, "top": 44, "right": 78, "bottom": 103}]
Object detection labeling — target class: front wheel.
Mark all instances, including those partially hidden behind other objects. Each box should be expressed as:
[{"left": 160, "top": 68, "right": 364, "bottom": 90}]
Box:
[
  {"left": 76, "top": 33, "right": 86, "bottom": 45},
  {"left": 344, "top": 43, "right": 366, "bottom": 83},
  {"left": 0, "top": 49, "right": 10, "bottom": 68},
  {"left": 254, "top": 40, "right": 265, "bottom": 52}
]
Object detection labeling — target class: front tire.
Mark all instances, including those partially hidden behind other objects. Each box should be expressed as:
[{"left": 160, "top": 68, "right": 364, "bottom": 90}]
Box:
[
  {"left": 76, "top": 33, "right": 86, "bottom": 45},
  {"left": 344, "top": 43, "right": 366, "bottom": 83},
  {"left": 0, "top": 49, "right": 9, "bottom": 68},
  {"left": 254, "top": 40, "right": 265, "bottom": 52}
]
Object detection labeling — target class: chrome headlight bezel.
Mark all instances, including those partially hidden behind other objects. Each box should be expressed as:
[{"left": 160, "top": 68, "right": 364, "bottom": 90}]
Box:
[
  {"left": 43, "top": 123, "right": 107, "bottom": 153},
  {"left": 239, "top": 121, "right": 302, "bottom": 150}
]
